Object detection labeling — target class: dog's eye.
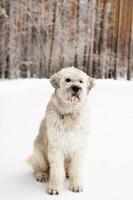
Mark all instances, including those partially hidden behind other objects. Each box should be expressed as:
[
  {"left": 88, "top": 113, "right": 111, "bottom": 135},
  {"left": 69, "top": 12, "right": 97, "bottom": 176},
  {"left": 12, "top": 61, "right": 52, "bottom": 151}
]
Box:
[
  {"left": 65, "top": 78, "right": 71, "bottom": 82},
  {"left": 79, "top": 80, "right": 83, "bottom": 83}
]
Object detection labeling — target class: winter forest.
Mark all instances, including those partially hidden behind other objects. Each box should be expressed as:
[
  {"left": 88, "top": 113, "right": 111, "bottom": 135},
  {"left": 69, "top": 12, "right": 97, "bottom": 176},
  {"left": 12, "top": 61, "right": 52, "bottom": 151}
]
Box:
[{"left": 0, "top": 0, "right": 133, "bottom": 79}]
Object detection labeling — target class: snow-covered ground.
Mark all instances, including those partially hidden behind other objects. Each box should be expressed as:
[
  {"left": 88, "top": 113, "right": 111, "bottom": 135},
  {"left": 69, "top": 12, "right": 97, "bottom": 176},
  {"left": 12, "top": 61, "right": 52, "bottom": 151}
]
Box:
[{"left": 0, "top": 79, "right": 133, "bottom": 200}]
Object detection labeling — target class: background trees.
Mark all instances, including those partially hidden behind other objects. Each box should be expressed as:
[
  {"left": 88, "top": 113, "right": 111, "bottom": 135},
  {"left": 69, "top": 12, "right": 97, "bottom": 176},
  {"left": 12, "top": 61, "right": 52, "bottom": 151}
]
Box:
[{"left": 0, "top": 0, "right": 132, "bottom": 79}]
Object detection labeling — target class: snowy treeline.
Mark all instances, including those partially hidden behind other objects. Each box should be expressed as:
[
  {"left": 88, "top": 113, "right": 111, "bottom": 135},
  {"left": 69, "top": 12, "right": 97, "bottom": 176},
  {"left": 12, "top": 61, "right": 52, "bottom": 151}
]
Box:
[{"left": 0, "top": 0, "right": 133, "bottom": 79}]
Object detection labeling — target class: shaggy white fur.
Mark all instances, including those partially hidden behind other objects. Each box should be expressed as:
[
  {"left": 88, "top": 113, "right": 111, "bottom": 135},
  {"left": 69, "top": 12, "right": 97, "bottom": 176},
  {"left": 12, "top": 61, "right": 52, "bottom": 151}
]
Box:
[{"left": 28, "top": 67, "right": 94, "bottom": 195}]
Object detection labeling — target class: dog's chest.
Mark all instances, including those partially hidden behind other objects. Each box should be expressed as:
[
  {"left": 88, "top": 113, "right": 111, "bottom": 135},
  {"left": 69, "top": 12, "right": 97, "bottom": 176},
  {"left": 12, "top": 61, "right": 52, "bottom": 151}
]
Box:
[{"left": 47, "top": 112, "right": 89, "bottom": 153}]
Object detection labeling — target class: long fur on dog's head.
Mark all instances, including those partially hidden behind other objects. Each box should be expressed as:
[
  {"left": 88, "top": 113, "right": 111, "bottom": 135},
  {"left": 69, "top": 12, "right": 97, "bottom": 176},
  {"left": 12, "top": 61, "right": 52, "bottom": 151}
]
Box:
[{"left": 50, "top": 67, "right": 94, "bottom": 104}]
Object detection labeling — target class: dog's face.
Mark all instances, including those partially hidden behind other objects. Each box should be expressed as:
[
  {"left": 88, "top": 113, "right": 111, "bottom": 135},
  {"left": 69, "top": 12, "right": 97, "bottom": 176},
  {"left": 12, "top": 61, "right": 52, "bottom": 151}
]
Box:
[{"left": 50, "top": 67, "right": 94, "bottom": 104}]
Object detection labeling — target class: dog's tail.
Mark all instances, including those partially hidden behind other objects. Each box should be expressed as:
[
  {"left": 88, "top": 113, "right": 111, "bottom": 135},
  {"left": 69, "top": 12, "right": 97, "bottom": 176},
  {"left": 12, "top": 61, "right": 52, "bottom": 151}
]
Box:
[{"left": 26, "top": 155, "right": 34, "bottom": 166}]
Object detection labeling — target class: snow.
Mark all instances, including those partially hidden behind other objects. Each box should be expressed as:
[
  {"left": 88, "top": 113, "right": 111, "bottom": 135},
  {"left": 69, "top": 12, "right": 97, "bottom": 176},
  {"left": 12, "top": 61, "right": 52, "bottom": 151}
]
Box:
[{"left": 0, "top": 79, "right": 133, "bottom": 200}]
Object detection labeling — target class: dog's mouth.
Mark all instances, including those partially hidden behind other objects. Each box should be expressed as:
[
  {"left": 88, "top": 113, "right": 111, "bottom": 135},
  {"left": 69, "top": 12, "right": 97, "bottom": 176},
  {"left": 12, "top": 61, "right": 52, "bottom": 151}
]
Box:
[
  {"left": 71, "top": 93, "right": 80, "bottom": 100},
  {"left": 65, "top": 93, "right": 82, "bottom": 103},
  {"left": 64, "top": 90, "right": 82, "bottom": 103},
  {"left": 70, "top": 92, "right": 82, "bottom": 102}
]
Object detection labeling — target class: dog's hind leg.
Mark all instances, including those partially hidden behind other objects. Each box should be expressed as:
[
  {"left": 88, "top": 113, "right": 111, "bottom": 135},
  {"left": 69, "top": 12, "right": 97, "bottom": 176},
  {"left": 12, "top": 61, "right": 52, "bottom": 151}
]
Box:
[
  {"left": 27, "top": 145, "right": 49, "bottom": 182},
  {"left": 34, "top": 145, "right": 49, "bottom": 182}
]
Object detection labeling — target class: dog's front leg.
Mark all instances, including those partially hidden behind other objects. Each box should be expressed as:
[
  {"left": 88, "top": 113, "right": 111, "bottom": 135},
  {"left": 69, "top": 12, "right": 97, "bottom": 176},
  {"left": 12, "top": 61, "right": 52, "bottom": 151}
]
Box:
[
  {"left": 48, "top": 148, "right": 65, "bottom": 195},
  {"left": 69, "top": 153, "right": 83, "bottom": 192}
]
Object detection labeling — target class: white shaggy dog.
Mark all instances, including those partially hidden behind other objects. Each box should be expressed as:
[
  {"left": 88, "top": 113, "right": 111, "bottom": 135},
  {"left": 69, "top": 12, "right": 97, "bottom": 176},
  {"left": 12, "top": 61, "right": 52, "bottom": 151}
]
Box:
[{"left": 28, "top": 67, "right": 94, "bottom": 195}]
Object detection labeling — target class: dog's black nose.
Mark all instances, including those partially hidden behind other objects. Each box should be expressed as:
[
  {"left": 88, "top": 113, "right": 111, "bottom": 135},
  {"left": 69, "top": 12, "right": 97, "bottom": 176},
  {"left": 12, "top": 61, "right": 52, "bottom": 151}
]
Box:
[{"left": 71, "top": 85, "right": 80, "bottom": 93}]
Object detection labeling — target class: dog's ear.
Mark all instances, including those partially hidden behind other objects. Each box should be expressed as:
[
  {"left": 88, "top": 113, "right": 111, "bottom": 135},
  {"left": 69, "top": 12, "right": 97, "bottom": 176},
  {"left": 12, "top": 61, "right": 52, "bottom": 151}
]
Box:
[
  {"left": 88, "top": 77, "right": 95, "bottom": 90},
  {"left": 50, "top": 73, "right": 60, "bottom": 89}
]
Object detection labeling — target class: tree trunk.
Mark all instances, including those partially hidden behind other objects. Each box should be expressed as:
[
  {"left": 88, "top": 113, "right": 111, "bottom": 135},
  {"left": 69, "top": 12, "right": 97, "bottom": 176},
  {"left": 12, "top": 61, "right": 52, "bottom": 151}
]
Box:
[
  {"left": 74, "top": 0, "right": 80, "bottom": 68},
  {"left": 1, "top": 0, "right": 10, "bottom": 78},
  {"left": 127, "top": 0, "right": 133, "bottom": 80},
  {"left": 113, "top": 0, "right": 121, "bottom": 79},
  {"left": 47, "top": 1, "right": 57, "bottom": 76}
]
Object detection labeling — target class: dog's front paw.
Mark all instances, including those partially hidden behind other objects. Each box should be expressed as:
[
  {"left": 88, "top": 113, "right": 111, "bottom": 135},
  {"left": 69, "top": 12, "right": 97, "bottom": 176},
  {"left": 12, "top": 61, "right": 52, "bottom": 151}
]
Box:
[
  {"left": 48, "top": 188, "right": 60, "bottom": 195},
  {"left": 35, "top": 171, "right": 49, "bottom": 182},
  {"left": 70, "top": 184, "right": 83, "bottom": 193},
  {"left": 48, "top": 182, "right": 62, "bottom": 195}
]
